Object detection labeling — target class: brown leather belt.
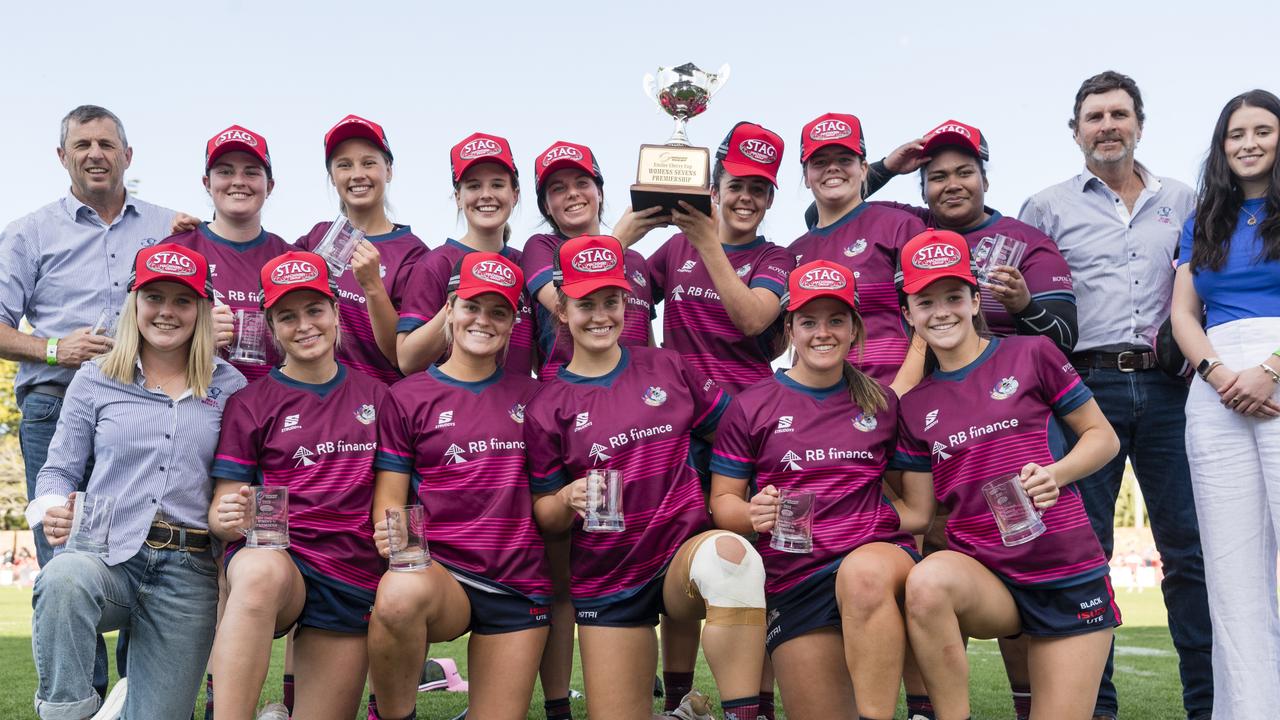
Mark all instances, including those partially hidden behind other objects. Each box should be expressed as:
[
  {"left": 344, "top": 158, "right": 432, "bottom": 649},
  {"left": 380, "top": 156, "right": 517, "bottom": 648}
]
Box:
[{"left": 143, "top": 520, "right": 211, "bottom": 552}]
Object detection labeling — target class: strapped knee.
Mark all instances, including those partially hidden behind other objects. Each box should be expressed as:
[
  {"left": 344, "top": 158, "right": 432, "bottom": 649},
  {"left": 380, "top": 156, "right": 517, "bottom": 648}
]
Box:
[{"left": 687, "top": 532, "right": 766, "bottom": 626}]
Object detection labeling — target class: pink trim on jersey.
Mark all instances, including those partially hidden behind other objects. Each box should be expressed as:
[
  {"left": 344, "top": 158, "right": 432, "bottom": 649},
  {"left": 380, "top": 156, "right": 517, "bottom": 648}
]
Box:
[
  {"left": 379, "top": 447, "right": 412, "bottom": 459},
  {"left": 215, "top": 453, "right": 256, "bottom": 467},
  {"left": 691, "top": 388, "right": 725, "bottom": 429},
  {"left": 1049, "top": 377, "right": 1082, "bottom": 404},
  {"left": 681, "top": 353, "right": 773, "bottom": 388},
  {"left": 933, "top": 432, "right": 1047, "bottom": 497},
  {"left": 292, "top": 545, "right": 381, "bottom": 591},
  {"left": 664, "top": 300, "right": 741, "bottom": 336},
  {"left": 712, "top": 448, "right": 754, "bottom": 464},
  {"left": 401, "top": 311, "right": 429, "bottom": 323}
]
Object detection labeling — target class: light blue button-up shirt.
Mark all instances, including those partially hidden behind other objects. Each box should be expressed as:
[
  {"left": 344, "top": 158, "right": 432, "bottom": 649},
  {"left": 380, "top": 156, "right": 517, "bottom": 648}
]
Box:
[
  {"left": 1018, "top": 164, "right": 1194, "bottom": 353},
  {"left": 36, "top": 357, "right": 246, "bottom": 566},
  {"left": 0, "top": 192, "right": 175, "bottom": 397}
]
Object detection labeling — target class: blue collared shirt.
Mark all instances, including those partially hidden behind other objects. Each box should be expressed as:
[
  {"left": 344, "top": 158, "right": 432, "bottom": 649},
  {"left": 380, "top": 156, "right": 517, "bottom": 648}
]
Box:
[
  {"left": 1018, "top": 164, "right": 1194, "bottom": 353},
  {"left": 36, "top": 357, "right": 247, "bottom": 566},
  {"left": 0, "top": 191, "right": 175, "bottom": 397}
]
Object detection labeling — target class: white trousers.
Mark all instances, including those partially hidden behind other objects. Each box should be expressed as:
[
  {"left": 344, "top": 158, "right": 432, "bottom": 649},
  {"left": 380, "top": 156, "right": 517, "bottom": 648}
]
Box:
[{"left": 1184, "top": 316, "right": 1280, "bottom": 720}]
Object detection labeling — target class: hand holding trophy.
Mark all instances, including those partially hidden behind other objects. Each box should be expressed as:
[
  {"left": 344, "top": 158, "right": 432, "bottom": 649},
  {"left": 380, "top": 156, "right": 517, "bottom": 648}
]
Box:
[{"left": 630, "top": 62, "right": 730, "bottom": 217}]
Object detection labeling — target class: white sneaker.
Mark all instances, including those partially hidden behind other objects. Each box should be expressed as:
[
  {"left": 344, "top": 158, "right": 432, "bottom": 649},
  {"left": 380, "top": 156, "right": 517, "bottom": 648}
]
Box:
[
  {"left": 256, "top": 701, "right": 290, "bottom": 720},
  {"left": 89, "top": 678, "right": 127, "bottom": 720},
  {"left": 666, "top": 690, "right": 714, "bottom": 720}
]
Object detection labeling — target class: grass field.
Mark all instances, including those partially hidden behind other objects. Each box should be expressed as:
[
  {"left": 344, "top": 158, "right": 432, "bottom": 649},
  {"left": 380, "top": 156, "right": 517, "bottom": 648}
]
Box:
[{"left": 0, "top": 586, "right": 1185, "bottom": 719}]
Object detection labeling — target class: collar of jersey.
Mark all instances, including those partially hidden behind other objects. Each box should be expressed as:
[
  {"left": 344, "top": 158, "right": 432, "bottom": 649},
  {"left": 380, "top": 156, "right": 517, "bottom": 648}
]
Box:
[
  {"left": 955, "top": 208, "right": 1003, "bottom": 235},
  {"left": 366, "top": 224, "right": 413, "bottom": 243},
  {"left": 557, "top": 347, "right": 630, "bottom": 387},
  {"left": 445, "top": 237, "right": 516, "bottom": 260},
  {"left": 200, "top": 222, "right": 270, "bottom": 251},
  {"left": 806, "top": 201, "right": 871, "bottom": 236},
  {"left": 774, "top": 368, "right": 845, "bottom": 400},
  {"left": 931, "top": 337, "right": 1001, "bottom": 382},
  {"left": 428, "top": 364, "right": 504, "bottom": 394},
  {"left": 270, "top": 364, "right": 347, "bottom": 397},
  {"left": 723, "top": 234, "right": 767, "bottom": 253}
]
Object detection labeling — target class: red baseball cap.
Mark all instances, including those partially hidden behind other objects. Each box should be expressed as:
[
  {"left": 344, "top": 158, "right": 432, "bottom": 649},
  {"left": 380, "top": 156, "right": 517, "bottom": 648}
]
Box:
[
  {"left": 448, "top": 252, "right": 524, "bottom": 311},
  {"left": 716, "top": 122, "right": 785, "bottom": 186},
  {"left": 260, "top": 251, "right": 337, "bottom": 309},
  {"left": 324, "top": 114, "right": 393, "bottom": 162},
  {"left": 205, "top": 125, "right": 271, "bottom": 174},
  {"left": 785, "top": 260, "right": 857, "bottom": 311},
  {"left": 534, "top": 140, "right": 602, "bottom": 189},
  {"left": 554, "top": 235, "right": 631, "bottom": 299},
  {"left": 800, "top": 113, "right": 866, "bottom": 162},
  {"left": 920, "top": 119, "right": 989, "bottom": 161},
  {"left": 899, "top": 229, "right": 976, "bottom": 294},
  {"left": 131, "top": 243, "right": 212, "bottom": 298},
  {"left": 450, "top": 132, "right": 517, "bottom": 183}
]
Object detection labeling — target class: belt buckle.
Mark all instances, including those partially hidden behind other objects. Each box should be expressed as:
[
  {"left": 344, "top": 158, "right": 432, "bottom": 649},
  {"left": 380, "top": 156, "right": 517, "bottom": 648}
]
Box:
[
  {"left": 145, "top": 520, "right": 175, "bottom": 550},
  {"left": 1116, "top": 350, "right": 1138, "bottom": 373}
]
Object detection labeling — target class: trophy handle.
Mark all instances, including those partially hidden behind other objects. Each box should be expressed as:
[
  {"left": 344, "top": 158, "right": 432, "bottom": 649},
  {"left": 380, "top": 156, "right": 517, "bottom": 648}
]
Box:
[
  {"left": 642, "top": 73, "right": 665, "bottom": 112},
  {"left": 707, "top": 64, "right": 731, "bottom": 99}
]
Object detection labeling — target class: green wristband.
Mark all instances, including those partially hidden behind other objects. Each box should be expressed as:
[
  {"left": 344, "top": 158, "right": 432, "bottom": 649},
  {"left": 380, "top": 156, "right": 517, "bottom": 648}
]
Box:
[{"left": 45, "top": 337, "right": 58, "bottom": 366}]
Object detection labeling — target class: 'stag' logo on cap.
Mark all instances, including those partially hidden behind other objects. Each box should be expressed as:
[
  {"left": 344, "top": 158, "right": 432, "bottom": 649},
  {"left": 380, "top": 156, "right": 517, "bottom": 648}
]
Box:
[
  {"left": 216, "top": 129, "right": 258, "bottom": 147},
  {"left": 542, "top": 145, "right": 584, "bottom": 167},
  {"left": 911, "top": 243, "right": 962, "bottom": 270},
  {"left": 272, "top": 260, "right": 320, "bottom": 285},
  {"left": 798, "top": 266, "right": 847, "bottom": 291},
  {"left": 471, "top": 259, "right": 516, "bottom": 287},
  {"left": 932, "top": 123, "right": 972, "bottom": 139},
  {"left": 739, "top": 139, "right": 779, "bottom": 164},
  {"left": 146, "top": 251, "right": 197, "bottom": 276},
  {"left": 810, "top": 119, "right": 853, "bottom": 141},
  {"left": 460, "top": 138, "right": 502, "bottom": 160},
  {"left": 571, "top": 248, "right": 618, "bottom": 273}
]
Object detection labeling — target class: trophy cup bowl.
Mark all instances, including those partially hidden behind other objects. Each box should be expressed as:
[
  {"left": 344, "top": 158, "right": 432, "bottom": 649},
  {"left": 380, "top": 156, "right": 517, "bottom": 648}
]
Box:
[{"left": 632, "top": 62, "right": 730, "bottom": 216}]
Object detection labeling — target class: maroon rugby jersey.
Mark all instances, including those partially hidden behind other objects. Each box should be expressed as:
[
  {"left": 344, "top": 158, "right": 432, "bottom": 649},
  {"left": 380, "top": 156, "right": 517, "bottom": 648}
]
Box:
[
  {"left": 712, "top": 371, "right": 913, "bottom": 594},
  {"left": 167, "top": 223, "right": 291, "bottom": 381},
  {"left": 873, "top": 203, "right": 1075, "bottom": 337},
  {"left": 376, "top": 366, "right": 550, "bottom": 601},
  {"left": 649, "top": 233, "right": 794, "bottom": 393},
  {"left": 892, "top": 336, "right": 1107, "bottom": 587},
  {"left": 213, "top": 365, "right": 387, "bottom": 595},
  {"left": 524, "top": 347, "right": 727, "bottom": 604},
  {"left": 520, "top": 232, "right": 654, "bottom": 379},
  {"left": 397, "top": 239, "right": 536, "bottom": 377},
  {"left": 789, "top": 204, "right": 925, "bottom": 385},
  {"left": 296, "top": 222, "right": 427, "bottom": 385}
]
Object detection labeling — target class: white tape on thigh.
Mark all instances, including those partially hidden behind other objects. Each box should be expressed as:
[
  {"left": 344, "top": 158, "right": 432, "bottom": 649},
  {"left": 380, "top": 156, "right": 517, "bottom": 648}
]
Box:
[{"left": 688, "top": 531, "right": 766, "bottom": 609}]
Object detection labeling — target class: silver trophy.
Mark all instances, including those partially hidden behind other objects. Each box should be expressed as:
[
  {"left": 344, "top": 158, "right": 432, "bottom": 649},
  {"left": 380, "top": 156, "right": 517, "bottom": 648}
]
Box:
[{"left": 642, "top": 63, "right": 730, "bottom": 147}]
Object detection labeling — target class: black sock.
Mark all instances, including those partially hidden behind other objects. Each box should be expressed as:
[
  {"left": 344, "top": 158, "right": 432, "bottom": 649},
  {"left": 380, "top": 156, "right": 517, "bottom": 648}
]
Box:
[
  {"left": 722, "top": 696, "right": 760, "bottom": 720},
  {"left": 1011, "top": 683, "right": 1031, "bottom": 719},
  {"left": 544, "top": 696, "right": 572, "bottom": 720},
  {"left": 282, "top": 673, "right": 295, "bottom": 714},
  {"left": 905, "top": 693, "right": 936, "bottom": 719},
  {"left": 758, "top": 689, "right": 775, "bottom": 720},
  {"left": 663, "top": 671, "right": 695, "bottom": 712}
]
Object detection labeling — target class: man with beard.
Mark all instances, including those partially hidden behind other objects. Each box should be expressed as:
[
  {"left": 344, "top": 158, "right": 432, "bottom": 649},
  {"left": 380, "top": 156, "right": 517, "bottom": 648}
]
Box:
[{"left": 1018, "top": 71, "right": 1213, "bottom": 720}]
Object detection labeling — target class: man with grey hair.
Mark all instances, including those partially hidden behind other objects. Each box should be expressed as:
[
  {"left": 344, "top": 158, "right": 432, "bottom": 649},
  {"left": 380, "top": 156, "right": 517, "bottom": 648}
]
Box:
[
  {"left": 1019, "top": 71, "right": 1213, "bottom": 720},
  {"left": 0, "top": 104, "right": 177, "bottom": 718}
]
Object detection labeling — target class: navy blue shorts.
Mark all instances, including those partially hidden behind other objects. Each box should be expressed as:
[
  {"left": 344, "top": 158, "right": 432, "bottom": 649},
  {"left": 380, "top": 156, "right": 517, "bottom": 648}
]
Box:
[
  {"left": 1004, "top": 574, "right": 1122, "bottom": 638},
  {"left": 226, "top": 546, "right": 373, "bottom": 636},
  {"left": 574, "top": 569, "right": 667, "bottom": 628},
  {"left": 461, "top": 582, "right": 551, "bottom": 635},
  {"left": 765, "top": 543, "right": 921, "bottom": 653}
]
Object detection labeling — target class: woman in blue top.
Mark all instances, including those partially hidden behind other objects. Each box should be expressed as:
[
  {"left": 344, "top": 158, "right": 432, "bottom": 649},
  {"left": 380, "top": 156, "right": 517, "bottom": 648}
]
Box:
[{"left": 1170, "top": 88, "right": 1280, "bottom": 720}]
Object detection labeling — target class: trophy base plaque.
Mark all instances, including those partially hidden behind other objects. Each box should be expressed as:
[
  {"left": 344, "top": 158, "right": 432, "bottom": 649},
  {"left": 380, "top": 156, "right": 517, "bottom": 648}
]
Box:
[{"left": 630, "top": 143, "right": 712, "bottom": 217}]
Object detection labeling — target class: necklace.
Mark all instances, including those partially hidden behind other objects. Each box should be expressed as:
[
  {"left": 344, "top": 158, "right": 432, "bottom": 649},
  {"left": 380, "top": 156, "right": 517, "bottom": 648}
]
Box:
[
  {"left": 143, "top": 365, "right": 186, "bottom": 392},
  {"left": 1244, "top": 205, "right": 1262, "bottom": 226}
]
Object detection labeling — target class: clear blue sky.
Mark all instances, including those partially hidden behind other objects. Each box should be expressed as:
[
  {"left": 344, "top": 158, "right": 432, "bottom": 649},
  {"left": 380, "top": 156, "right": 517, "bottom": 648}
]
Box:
[{"left": 4, "top": 1, "right": 1276, "bottom": 263}]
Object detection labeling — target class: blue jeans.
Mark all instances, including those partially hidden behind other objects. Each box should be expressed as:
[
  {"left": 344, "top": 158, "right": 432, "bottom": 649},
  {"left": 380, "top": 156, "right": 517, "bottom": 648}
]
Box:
[
  {"left": 1074, "top": 367, "right": 1213, "bottom": 719},
  {"left": 32, "top": 545, "right": 219, "bottom": 720}
]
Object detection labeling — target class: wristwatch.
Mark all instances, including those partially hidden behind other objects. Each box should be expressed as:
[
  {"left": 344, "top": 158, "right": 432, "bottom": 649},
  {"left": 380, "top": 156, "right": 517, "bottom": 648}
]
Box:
[
  {"left": 1196, "top": 357, "right": 1222, "bottom": 380},
  {"left": 45, "top": 337, "right": 59, "bottom": 366}
]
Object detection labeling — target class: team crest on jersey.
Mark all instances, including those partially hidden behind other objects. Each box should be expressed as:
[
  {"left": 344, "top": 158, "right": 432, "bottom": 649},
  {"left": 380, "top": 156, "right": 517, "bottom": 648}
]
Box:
[
  {"left": 630, "top": 270, "right": 647, "bottom": 287},
  {"left": 852, "top": 412, "right": 878, "bottom": 432},
  {"left": 677, "top": 260, "right": 697, "bottom": 273},
  {"left": 271, "top": 260, "right": 320, "bottom": 285},
  {"left": 146, "top": 251, "right": 197, "bottom": 276},
  {"left": 736, "top": 263, "right": 752, "bottom": 278},
  {"left": 642, "top": 386, "right": 668, "bottom": 406},
  {"left": 910, "top": 243, "right": 961, "bottom": 270},
  {"left": 779, "top": 450, "right": 803, "bottom": 471},
  {"left": 379, "top": 264, "right": 387, "bottom": 278},
  {"left": 508, "top": 403, "right": 526, "bottom": 423},
  {"left": 354, "top": 404, "right": 376, "bottom": 425},
  {"left": 459, "top": 137, "right": 502, "bottom": 160},
  {"left": 572, "top": 248, "right": 617, "bottom": 273},
  {"left": 843, "top": 239, "right": 868, "bottom": 257},
  {"left": 739, "top": 139, "right": 779, "bottom": 164},
  {"left": 990, "top": 376, "right": 1019, "bottom": 400}
]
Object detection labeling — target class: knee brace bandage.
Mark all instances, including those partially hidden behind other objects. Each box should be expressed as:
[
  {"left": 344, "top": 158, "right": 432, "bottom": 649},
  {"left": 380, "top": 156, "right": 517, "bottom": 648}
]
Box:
[{"left": 686, "top": 531, "right": 766, "bottom": 626}]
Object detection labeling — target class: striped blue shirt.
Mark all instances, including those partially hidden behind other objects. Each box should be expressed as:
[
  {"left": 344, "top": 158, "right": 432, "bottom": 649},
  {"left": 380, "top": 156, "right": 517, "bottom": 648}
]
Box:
[
  {"left": 0, "top": 192, "right": 175, "bottom": 398},
  {"left": 36, "top": 357, "right": 246, "bottom": 566},
  {"left": 1018, "top": 164, "right": 1194, "bottom": 352}
]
